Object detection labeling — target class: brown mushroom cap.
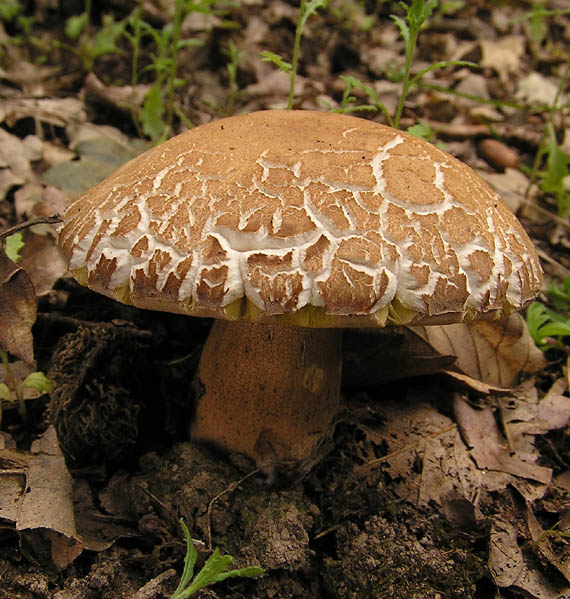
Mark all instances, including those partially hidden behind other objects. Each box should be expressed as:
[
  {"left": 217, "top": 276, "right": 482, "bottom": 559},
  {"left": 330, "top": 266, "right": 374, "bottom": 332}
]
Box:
[
  {"left": 58, "top": 110, "right": 543, "bottom": 328},
  {"left": 57, "top": 110, "right": 544, "bottom": 473}
]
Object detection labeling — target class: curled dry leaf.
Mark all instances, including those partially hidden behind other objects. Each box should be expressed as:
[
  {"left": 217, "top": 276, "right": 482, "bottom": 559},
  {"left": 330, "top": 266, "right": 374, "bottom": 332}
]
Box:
[
  {"left": 414, "top": 315, "right": 546, "bottom": 388},
  {"left": 0, "top": 245, "right": 37, "bottom": 364},
  {"left": 0, "top": 426, "right": 133, "bottom": 569}
]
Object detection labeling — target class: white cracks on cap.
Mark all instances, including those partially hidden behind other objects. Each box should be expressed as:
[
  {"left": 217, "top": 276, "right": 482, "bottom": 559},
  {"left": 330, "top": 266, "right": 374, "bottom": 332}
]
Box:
[{"left": 59, "top": 111, "right": 541, "bottom": 323}]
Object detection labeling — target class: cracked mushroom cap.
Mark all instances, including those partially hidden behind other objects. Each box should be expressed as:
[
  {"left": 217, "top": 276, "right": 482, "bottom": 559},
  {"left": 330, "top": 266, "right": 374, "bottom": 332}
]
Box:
[{"left": 58, "top": 110, "right": 543, "bottom": 326}]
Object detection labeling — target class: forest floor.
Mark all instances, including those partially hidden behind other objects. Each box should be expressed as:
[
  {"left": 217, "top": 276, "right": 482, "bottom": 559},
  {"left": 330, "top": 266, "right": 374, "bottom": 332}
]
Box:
[{"left": 0, "top": 1, "right": 569, "bottom": 598}]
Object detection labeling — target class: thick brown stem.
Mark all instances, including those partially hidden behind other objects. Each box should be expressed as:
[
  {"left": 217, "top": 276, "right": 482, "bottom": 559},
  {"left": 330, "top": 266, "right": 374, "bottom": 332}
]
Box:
[{"left": 191, "top": 320, "right": 342, "bottom": 471}]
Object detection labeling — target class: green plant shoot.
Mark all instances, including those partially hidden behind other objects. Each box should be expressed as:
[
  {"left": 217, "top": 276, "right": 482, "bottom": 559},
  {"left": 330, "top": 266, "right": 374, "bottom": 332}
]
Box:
[
  {"left": 170, "top": 519, "right": 264, "bottom": 599},
  {"left": 527, "top": 276, "right": 570, "bottom": 349},
  {"left": 0, "top": 348, "right": 54, "bottom": 425},
  {"left": 261, "top": 0, "right": 327, "bottom": 110}
]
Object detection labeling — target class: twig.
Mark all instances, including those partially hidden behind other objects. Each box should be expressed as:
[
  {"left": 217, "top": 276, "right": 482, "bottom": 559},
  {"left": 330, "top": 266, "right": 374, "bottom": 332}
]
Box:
[
  {"left": 0, "top": 215, "right": 62, "bottom": 242},
  {"left": 130, "top": 569, "right": 177, "bottom": 599},
  {"left": 535, "top": 249, "right": 570, "bottom": 278},
  {"left": 519, "top": 197, "right": 570, "bottom": 230},
  {"left": 205, "top": 468, "right": 260, "bottom": 551}
]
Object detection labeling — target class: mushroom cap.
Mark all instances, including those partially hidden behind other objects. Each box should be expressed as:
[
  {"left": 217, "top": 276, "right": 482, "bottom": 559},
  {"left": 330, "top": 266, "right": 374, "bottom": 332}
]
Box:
[{"left": 58, "top": 110, "right": 542, "bottom": 327}]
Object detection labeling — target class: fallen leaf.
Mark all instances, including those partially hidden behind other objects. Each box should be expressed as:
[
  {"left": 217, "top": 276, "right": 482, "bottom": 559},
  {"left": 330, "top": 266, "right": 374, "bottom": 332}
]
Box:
[
  {"left": 0, "top": 245, "right": 37, "bottom": 364},
  {"left": 415, "top": 315, "right": 546, "bottom": 388},
  {"left": 454, "top": 396, "right": 552, "bottom": 485},
  {"left": 480, "top": 36, "right": 525, "bottom": 82},
  {"left": 18, "top": 230, "right": 68, "bottom": 296},
  {"left": 526, "top": 504, "right": 570, "bottom": 583},
  {"left": 516, "top": 72, "right": 562, "bottom": 107},
  {"left": 0, "top": 97, "right": 86, "bottom": 129},
  {"left": 489, "top": 517, "right": 570, "bottom": 599},
  {"left": 343, "top": 327, "right": 456, "bottom": 387},
  {"left": 488, "top": 518, "right": 524, "bottom": 588},
  {"left": 0, "top": 426, "right": 135, "bottom": 568},
  {"left": 479, "top": 167, "right": 532, "bottom": 213},
  {"left": 42, "top": 130, "right": 144, "bottom": 197}
]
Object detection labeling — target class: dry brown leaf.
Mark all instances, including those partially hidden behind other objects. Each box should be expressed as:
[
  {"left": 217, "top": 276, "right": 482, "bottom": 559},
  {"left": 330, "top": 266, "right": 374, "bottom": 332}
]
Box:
[
  {"left": 0, "top": 245, "right": 37, "bottom": 364},
  {"left": 480, "top": 36, "right": 525, "bottom": 81},
  {"left": 0, "top": 97, "right": 86, "bottom": 129},
  {"left": 414, "top": 315, "right": 546, "bottom": 388},
  {"left": 0, "top": 426, "right": 134, "bottom": 568},
  {"left": 355, "top": 386, "right": 554, "bottom": 507},
  {"left": 488, "top": 518, "right": 524, "bottom": 588},
  {"left": 505, "top": 378, "right": 570, "bottom": 438},
  {"left": 454, "top": 395, "right": 552, "bottom": 485},
  {"left": 18, "top": 231, "right": 67, "bottom": 297},
  {"left": 488, "top": 518, "right": 570, "bottom": 599},
  {"left": 526, "top": 505, "right": 570, "bottom": 584},
  {"left": 479, "top": 167, "right": 531, "bottom": 213}
]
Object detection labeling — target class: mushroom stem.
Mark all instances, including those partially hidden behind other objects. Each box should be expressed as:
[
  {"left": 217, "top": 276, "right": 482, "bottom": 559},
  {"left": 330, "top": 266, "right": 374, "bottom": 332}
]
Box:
[{"left": 191, "top": 319, "right": 343, "bottom": 471}]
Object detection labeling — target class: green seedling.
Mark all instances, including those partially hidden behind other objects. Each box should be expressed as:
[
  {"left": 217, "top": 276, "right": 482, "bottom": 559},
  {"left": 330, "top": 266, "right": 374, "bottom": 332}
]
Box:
[
  {"left": 527, "top": 276, "right": 570, "bottom": 350},
  {"left": 170, "top": 520, "right": 264, "bottom": 599},
  {"left": 511, "top": 4, "right": 570, "bottom": 49},
  {"left": 335, "top": 1, "right": 475, "bottom": 127},
  {"left": 0, "top": 349, "right": 54, "bottom": 425},
  {"left": 526, "top": 59, "right": 570, "bottom": 218},
  {"left": 261, "top": 0, "right": 328, "bottom": 110},
  {"left": 223, "top": 39, "right": 246, "bottom": 115},
  {"left": 135, "top": 0, "right": 237, "bottom": 140},
  {"left": 59, "top": 0, "right": 126, "bottom": 72},
  {"left": 534, "top": 124, "right": 570, "bottom": 218}
]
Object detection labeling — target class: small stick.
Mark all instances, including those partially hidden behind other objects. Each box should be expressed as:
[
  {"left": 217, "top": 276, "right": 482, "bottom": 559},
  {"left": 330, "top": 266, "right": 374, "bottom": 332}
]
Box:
[{"left": 0, "top": 215, "right": 62, "bottom": 241}]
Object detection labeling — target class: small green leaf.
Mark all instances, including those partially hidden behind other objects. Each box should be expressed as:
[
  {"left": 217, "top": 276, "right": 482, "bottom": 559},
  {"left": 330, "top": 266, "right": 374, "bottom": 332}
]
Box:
[
  {"left": 390, "top": 14, "right": 410, "bottom": 50},
  {"left": 0, "top": 382, "right": 11, "bottom": 401},
  {"left": 260, "top": 51, "right": 293, "bottom": 74},
  {"left": 299, "top": 0, "right": 327, "bottom": 29},
  {"left": 22, "top": 371, "right": 54, "bottom": 394},
  {"left": 170, "top": 519, "right": 263, "bottom": 599},
  {"left": 541, "top": 132, "right": 569, "bottom": 195},
  {"left": 140, "top": 84, "right": 167, "bottom": 141},
  {"left": 5, "top": 233, "right": 25, "bottom": 263},
  {"left": 0, "top": 0, "right": 22, "bottom": 21},
  {"left": 407, "top": 122, "right": 434, "bottom": 141},
  {"left": 92, "top": 15, "right": 125, "bottom": 58},
  {"left": 65, "top": 12, "right": 88, "bottom": 40}
]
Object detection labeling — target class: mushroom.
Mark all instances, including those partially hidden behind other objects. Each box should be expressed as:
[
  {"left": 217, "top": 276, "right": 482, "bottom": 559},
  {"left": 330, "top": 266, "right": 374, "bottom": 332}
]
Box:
[{"left": 57, "top": 110, "right": 543, "bottom": 473}]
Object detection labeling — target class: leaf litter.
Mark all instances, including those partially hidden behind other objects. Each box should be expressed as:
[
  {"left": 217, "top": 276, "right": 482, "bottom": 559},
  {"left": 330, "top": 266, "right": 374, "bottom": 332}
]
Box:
[{"left": 0, "top": 1, "right": 569, "bottom": 597}]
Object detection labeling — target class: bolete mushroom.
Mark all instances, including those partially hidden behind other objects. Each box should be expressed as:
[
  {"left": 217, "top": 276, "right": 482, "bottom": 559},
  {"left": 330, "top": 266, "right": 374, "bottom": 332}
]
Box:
[{"left": 57, "top": 110, "right": 543, "bottom": 472}]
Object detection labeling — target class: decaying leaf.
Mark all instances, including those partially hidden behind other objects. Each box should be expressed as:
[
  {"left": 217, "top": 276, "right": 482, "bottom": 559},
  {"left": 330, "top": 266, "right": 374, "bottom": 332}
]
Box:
[
  {"left": 415, "top": 315, "right": 546, "bottom": 388},
  {"left": 0, "top": 97, "right": 86, "bottom": 129},
  {"left": 454, "top": 395, "right": 552, "bottom": 486},
  {"left": 353, "top": 375, "right": 566, "bottom": 509},
  {"left": 489, "top": 518, "right": 570, "bottom": 599},
  {"left": 526, "top": 504, "right": 570, "bottom": 584},
  {"left": 0, "top": 427, "right": 134, "bottom": 569},
  {"left": 344, "top": 315, "right": 544, "bottom": 390},
  {"left": 18, "top": 231, "right": 67, "bottom": 297},
  {"left": 343, "top": 327, "right": 456, "bottom": 387},
  {"left": 0, "top": 244, "right": 37, "bottom": 364}
]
